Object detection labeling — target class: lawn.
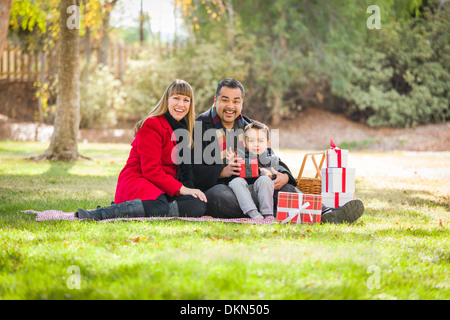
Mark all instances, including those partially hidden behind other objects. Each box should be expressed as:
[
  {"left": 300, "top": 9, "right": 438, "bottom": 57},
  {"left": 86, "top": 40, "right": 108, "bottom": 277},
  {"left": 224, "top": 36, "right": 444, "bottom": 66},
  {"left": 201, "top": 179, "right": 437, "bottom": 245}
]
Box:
[{"left": 0, "top": 140, "right": 449, "bottom": 300}]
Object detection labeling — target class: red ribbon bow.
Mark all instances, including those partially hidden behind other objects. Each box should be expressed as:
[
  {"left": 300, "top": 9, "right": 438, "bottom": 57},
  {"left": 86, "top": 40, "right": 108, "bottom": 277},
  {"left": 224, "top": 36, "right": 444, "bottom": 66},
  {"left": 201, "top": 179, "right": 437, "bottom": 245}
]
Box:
[{"left": 329, "top": 139, "right": 342, "bottom": 168}]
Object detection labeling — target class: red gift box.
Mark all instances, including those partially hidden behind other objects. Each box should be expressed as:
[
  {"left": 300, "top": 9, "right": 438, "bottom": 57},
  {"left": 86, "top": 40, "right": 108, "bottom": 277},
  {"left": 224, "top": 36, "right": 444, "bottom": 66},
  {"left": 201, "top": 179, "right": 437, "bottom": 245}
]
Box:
[
  {"left": 276, "top": 192, "right": 322, "bottom": 224},
  {"left": 238, "top": 158, "right": 259, "bottom": 178}
]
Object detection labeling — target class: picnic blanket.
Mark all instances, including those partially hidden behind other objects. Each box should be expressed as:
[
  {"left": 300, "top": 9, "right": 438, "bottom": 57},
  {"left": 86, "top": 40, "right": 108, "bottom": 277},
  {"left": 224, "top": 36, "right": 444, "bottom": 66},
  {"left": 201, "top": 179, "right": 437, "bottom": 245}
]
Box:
[{"left": 22, "top": 209, "right": 276, "bottom": 224}]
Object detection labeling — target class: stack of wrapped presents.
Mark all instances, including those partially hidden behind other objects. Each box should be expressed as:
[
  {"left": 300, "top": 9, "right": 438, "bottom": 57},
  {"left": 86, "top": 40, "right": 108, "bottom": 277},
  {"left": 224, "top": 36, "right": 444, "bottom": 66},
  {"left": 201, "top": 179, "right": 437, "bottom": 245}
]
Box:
[{"left": 321, "top": 140, "right": 355, "bottom": 208}]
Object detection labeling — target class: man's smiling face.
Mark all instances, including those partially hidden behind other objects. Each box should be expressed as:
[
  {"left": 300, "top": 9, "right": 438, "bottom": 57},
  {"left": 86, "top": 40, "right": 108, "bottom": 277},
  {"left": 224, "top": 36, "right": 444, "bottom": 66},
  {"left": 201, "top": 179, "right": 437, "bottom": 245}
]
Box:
[{"left": 214, "top": 86, "right": 243, "bottom": 129}]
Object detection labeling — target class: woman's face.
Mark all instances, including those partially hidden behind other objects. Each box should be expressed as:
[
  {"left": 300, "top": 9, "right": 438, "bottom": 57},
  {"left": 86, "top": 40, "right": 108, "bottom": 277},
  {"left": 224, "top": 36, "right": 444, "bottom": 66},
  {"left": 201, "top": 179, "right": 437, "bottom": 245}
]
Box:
[{"left": 167, "top": 93, "right": 191, "bottom": 121}]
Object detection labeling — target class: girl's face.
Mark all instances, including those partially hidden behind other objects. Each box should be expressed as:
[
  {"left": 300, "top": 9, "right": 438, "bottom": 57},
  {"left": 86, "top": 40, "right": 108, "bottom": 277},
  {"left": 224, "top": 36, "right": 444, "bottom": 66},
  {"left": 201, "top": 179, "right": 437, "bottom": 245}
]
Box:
[
  {"left": 167, "top": 93, "right": 191, "bottom": 121},
  {"left": 245, "top": 128, "right": 270, "bottom": 155}
]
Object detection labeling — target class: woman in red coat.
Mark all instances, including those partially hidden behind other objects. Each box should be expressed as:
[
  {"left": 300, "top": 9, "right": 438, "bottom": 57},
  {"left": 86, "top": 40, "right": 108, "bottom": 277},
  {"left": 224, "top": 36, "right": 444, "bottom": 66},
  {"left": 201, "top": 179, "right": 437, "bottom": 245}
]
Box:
[{"left": 77, "top": 80, "right": 207, "bottom": 220}]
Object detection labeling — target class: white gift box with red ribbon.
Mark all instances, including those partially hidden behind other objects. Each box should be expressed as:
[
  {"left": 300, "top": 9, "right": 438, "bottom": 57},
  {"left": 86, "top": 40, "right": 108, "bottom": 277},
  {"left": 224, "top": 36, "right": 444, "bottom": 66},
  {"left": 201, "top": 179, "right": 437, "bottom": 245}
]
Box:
[
  {"left": 321, "top": 192, "right": 355, "bottom": 208},
  {"left": 321, "top": 167, "right": 356, "bottom": 193},
  {"left": 326, "top": 140, "right": 348, "bottom": 168}
]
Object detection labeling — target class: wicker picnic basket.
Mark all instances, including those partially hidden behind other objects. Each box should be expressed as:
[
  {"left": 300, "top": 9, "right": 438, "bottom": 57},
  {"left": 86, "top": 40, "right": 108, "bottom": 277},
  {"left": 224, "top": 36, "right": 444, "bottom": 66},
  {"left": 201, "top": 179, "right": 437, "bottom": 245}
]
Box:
[{"left": 296, "top": 152, "right": 326, "bottom": 195}]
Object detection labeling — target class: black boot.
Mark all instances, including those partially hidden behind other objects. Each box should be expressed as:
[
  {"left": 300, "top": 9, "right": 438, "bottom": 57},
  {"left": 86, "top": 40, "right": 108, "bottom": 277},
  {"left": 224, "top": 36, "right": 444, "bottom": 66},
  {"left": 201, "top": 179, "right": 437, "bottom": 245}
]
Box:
[
  {"left": 167, "top": 200, "right": 179, "bottom": 217},
  {"left": 76, "top": 199, "right": 146, "bottom": 221},
  {"left": 321, "top": 199, "right": 364, "bottom": 224}
]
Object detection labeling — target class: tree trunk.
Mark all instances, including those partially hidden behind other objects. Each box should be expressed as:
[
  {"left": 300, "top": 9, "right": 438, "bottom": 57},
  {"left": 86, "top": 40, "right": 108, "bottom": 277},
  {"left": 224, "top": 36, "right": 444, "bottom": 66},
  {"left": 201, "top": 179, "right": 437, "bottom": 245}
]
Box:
[
  {"left": 271, "top": 93, "right": 282, "bottom": 126},
  {"left": 139, "top": 0, "right": 144, "bottom": 46},
  {"left": 226, "top": 0, "right": 235, "bottom": 48},
  {"left": 0, "top": 0, "right": 12, "bottom": 58},
  {"left": 98, "top": 12, "right": 110, "bottom": 66},
  {"left": 33, "top": 0, "right": 84, "bottom": 161},
  {"left": 81, "top": 25, "right": 91, "bottom": 82},
  {"left": 98, "top": 0, "right": 118, "bottom": 66},
  {"left": 173, "top": 0, "right": 177, "bottom": 47}
]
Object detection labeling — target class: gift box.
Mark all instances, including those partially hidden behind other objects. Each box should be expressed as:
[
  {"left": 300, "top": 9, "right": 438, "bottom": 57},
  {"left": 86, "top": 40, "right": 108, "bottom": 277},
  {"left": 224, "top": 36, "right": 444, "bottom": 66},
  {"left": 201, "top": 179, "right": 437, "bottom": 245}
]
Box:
[
  {"left": 321, "top": 167, "right": 356, "bottom": 193},
  {"left": 238, "top": 158, "right": 259, "bottom": 178},
  {"left": 276, "top": 191, "right": 322, "bottom": 224},
  {"left": 321, "top": 192, "right": 355, "bottom": 208},
  {"left": 326, "top": 140, "right": 348, "bottom": 168}
]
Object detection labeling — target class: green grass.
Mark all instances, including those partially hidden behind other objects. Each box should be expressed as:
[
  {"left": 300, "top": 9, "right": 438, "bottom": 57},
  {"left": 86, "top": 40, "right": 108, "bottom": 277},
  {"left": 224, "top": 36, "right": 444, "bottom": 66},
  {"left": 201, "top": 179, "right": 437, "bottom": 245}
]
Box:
[{"left": 1, "top": 140, "right": 449, "bottom": 300}]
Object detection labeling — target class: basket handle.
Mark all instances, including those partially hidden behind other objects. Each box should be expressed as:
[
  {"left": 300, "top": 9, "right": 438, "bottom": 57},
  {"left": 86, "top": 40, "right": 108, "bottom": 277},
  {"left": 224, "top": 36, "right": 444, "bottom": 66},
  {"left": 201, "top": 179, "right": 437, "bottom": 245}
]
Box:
[{"left": 297, "top": 152, "right": 326, "bottom": 180}]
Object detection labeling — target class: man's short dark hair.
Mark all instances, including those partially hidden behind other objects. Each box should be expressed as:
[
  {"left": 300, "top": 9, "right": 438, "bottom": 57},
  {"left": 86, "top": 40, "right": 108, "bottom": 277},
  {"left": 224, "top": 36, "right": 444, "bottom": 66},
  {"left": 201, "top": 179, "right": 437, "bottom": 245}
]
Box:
[{"left": 215, "top": 78, "right": 245, "bottom": 99}]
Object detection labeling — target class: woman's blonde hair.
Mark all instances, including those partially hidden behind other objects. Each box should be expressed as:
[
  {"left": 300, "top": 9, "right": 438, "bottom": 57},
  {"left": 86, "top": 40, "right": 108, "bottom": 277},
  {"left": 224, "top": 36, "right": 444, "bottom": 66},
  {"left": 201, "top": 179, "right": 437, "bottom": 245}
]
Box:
[{"left": 134, "top": 79, "right": 195, "bottom": 147}]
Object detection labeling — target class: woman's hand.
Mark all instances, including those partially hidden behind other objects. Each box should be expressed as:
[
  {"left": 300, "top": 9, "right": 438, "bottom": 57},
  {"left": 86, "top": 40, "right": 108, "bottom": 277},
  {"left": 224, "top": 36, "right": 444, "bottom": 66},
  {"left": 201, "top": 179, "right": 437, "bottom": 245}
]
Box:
[{"left": 179, "top": 186, "right": 207, "bottom": 202}]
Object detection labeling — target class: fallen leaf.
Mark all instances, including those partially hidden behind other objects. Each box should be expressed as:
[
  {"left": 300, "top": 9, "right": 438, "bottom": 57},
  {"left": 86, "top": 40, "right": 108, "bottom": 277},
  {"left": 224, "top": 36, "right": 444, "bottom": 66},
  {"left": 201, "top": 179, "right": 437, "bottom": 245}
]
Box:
[{"left": 307, "top": 229, "right": 312, "bottom": 233}]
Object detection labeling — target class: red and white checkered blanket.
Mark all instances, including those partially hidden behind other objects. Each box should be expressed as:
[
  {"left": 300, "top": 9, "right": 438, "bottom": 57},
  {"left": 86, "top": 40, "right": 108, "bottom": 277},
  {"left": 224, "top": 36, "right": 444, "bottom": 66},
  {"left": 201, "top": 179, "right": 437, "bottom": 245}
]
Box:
[{"left": 22, "top": 210, "right": 276, "bottom": 224}]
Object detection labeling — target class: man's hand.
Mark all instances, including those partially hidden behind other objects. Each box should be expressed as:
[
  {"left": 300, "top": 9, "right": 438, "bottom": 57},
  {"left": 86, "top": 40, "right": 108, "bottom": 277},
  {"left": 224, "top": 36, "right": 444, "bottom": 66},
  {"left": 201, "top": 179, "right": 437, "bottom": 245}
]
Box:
[{"left": 270, "top": 167, "right": 289, "bottom": 190}]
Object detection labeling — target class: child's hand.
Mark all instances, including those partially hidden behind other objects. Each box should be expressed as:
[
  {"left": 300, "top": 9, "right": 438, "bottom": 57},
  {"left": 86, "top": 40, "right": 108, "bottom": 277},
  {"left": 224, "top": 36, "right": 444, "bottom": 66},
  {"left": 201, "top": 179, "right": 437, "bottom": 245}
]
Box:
[
  {"left": 226, "top": 147, "right": 235, "bottom": 162},
  {"left": 221, "top": 148, "right": 241, "bottom": 178},
  {"left": 226, "top": 147, "right": 241, "bottom": 162},
  {"left": 259, "top": 167, "right": 273, "bottom": 178}
]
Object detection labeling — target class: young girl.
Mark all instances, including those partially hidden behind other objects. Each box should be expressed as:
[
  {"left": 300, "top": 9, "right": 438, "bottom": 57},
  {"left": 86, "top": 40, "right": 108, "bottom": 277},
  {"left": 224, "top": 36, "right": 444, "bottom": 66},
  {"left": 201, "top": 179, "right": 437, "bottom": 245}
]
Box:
[{"left": 77, "top": 80, "right": 207, "bottom": 220}]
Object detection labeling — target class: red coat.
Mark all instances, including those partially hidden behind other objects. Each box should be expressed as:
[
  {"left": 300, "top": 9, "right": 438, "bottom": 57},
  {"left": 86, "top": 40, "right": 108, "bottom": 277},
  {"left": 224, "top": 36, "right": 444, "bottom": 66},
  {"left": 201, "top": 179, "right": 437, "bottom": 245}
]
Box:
[{"left": 114, "top": 115, "right": 182, "bottom": 204}]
